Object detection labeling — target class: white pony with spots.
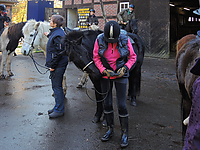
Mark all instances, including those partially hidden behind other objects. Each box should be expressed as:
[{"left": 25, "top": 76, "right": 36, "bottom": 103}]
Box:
[{"left": 21, "top": 19, "right": 67, "bottom": 95}]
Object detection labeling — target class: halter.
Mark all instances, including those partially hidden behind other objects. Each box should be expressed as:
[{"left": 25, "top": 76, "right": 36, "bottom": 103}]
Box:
[
  {"left": 83, "top": 61, "right": 93, "bottom": 71},
  {"left": 23, "top": 28, "right": 39, "bottom": 52},
  {"left": 23, "top": 28, "right": 49, "bottom": 74}
]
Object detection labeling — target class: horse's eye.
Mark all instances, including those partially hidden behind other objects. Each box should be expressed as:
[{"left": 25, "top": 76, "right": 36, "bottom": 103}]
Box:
[{"left": 30, "top": 34, "right": 33, "bottom": 37}]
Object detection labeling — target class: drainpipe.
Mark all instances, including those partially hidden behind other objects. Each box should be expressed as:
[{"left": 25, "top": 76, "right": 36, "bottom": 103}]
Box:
[{"left": 99, "top": 0, "right": 107, "bottom": 24}]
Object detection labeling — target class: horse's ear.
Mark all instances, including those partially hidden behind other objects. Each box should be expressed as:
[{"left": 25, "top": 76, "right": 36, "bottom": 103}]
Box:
[{"left": 34, "top": 22, "right": 40, "bottom": 29}]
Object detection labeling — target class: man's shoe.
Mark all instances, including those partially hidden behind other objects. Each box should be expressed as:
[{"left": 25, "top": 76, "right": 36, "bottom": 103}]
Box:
[
  {"left": 48, "top": 108, "right": 54, "bottom": 114},
  {"left": 92, "top": 116, "right": 101, "bottom": 123},
  {"left": 101, "top": 127, "right": 114, "bottom": 142},
  {"left": 49, "top": 112, "right": 64, "bottom": 119}
]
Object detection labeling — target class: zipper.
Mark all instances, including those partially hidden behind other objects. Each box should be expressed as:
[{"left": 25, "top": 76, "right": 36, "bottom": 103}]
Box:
[{"left": 112, "top": 43, "right": 113, "bottom": 54}]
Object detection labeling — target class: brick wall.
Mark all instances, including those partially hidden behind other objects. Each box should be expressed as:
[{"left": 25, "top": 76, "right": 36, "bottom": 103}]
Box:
[
  {"left": 83, "top": 0, "right": 92, "bottom": 3},
  {"left": 104, "top": 4, "right": 117, "bottom": 16},
  {"left": 98, "top": 18, "right": 117, "bottom": 30},
  {"left": 94, "top": 3, "right": 117, "bottom": 16},
  {"left": 94, "top": 4, "right": 102, "bottom": 16},
  {"left": 65, "top": 0, "right": 72, "bottom": 5},
  {"left": 74, "top": 0, "right": 81, "bottom": 4}
]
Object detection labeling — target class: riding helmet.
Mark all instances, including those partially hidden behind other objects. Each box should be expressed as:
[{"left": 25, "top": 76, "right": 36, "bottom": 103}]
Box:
[
  {"left": 104, "top": 20, "right": 120, "bottom": 43},
  {"left": 90, "top": 9, "right": 95, "bottom": 13},
  {"left": 0, "top": 4, "right": 6, "bottom": 12},
  {"left": 129, "top": 4, "right": 135, "bottom": 9}
]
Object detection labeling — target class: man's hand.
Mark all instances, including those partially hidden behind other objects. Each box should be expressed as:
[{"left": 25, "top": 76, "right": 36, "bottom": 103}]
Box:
[
  {"left": 49, "top": 68, "right": 55, "bottom": 72},
  {"left": 103, "top": 69, "right": 114, "bottom": 77},
  {"left": 121, "top": 21, "right": 124, "bottom": 24},
  {"left": 44, "top": 32, "right": 49, "bottom": 36},
  {"left": 117, "top": 66, "right": 127, "bottom": 77}
]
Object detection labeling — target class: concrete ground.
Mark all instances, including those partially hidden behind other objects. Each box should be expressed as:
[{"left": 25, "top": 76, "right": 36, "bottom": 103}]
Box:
[{"left": 0, "top": 51, "right": 182, "bottom": 150}]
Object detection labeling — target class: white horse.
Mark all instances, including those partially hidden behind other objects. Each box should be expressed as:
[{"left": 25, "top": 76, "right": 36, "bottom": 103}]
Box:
[{"left": 21, "top": 19, "right": 67, "bottom": 95}]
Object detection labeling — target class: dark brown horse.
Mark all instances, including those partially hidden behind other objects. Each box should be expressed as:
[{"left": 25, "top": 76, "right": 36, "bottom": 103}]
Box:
[
  {"left": 176, "top": 34, "right": 200, "bottom": 138},
  {"left": 60, "top": 28, "right": 145, "bottom": 123},
  {"left": 0, "top": 22, "right": 26, "bottom": 79}
]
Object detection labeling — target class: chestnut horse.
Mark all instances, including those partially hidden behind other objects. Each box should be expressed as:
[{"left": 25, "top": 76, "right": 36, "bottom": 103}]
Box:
[{"left": 176, "top": 34, "right": 200, "bottom": 138}]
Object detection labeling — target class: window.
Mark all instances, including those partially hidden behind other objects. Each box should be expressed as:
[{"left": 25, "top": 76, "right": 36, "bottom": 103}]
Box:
[{"left": 120, "top": 2, "right": 129, "bottom": 12}]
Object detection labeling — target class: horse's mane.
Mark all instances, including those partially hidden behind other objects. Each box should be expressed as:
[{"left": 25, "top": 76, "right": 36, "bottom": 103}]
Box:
[
  {"left": 22, "top": 19, "right": 51, "bottom": 40},
  {"left": 7, "top": 22, "right": 26, "bottom": 40},
  {"left": 64, "top": 29, "right": 103, "bottom": 58},
  {"left": 176, "top": 34, "right": 196, "bottom": 54},
  {"left": 22, "top": 19, "right": 37, "bottom": 35}
]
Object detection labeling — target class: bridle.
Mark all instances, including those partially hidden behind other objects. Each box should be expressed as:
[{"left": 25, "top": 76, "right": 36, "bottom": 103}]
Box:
[
  {"left": 23, "top": 28, "right": 49, "bottom": 74},
  {"left": 83, "top": 61, "right": 93, "bottom": 71},
  {"left": 23, "top": 28, "right": 39, "bottom": 55}
]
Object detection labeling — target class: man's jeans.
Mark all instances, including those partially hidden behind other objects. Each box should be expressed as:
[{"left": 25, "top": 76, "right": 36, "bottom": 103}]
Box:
[{"left": 50, "top": 67, "right": 66, "bottom": 113}]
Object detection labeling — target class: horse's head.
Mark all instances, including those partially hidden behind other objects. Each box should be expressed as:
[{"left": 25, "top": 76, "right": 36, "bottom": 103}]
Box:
[
  {"left": 126, "top": 19, "right": 138, "bottom": 34},
  {"left": 21, "top": 19, "right": 50, "bottom": 56},
  {"left": 64, "top": 31, "right": 102, "bottom": 79}
]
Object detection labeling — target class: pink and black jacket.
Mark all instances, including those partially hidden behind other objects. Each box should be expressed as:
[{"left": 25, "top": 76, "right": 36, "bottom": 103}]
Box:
[{"left": 93, "top": 33, "right": 137, "bottom": 79}]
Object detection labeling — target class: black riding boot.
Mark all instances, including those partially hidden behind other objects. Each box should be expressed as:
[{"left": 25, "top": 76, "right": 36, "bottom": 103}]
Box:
[
  {"left": 119, "top": 116, "right": 128, "bottom": 148},
  {"left": 101, "top": 113, "right": 114, "bottom": 142}
]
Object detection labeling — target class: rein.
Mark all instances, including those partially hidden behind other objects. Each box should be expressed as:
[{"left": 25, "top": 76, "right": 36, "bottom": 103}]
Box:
[
  {"left": 85, "top": 78, "right": 110, "bottom": 103},
  {"left": 66, "top": 35, "right": 111, "bottom": 102},
  {"left": 29, "top": 52, "right": 49, "bottom": 75}
]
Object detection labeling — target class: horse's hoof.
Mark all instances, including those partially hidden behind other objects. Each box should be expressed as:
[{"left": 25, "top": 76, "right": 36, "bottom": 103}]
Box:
[
  {"left": 92, "top": 116, "right": 101, "bottom": 123},
  {"left": 102, "top": 119, "right": 107, "bottom": 127},
  {"left": 0, "top": 74, "right": 5, "bottom": 79},
  {"left": 131, "top": 100, "right": 137, "bottom": 106},
  {"left": 127, "top": 96, "right": 131, "bottom": 101},
  {"left": 76, "top": 84, "right": 83, "bottom": 88},
  {"left": 8, "top": 72, "right": 14, "bottom": 76}
]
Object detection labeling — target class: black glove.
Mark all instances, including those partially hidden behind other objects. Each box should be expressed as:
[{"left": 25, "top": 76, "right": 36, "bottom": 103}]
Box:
[
  {"left": 103, "top": 69, "right": 115, "bottom": 77},
  {"left": 116, "top": 66, "right": 128, "bottom": 77}
]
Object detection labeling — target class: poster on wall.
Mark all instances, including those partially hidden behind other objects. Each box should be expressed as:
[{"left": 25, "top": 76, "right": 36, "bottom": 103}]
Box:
[{"left": 78, "top": 8, "right": 90, "bottom": 29}]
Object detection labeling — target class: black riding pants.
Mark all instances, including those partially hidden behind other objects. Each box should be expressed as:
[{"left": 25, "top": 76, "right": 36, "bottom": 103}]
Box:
[{"left": 101, "top": 78, "right": 129, "bottom": 117}]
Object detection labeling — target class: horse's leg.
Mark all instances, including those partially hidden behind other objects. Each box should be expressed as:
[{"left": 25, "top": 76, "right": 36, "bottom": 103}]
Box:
[
  {"left": 62, "top": 70, "right": 67, "bottom": 96},
  {"left": 7, "top": 51, "right": 14, "bottom": 76},
  {"left": 0, "top": 50, "right": 8, "bottom": 79},
  {"left": 77, "top": 71, "right": 88, "bottom": 88},
  {"left": 128, "top": 66, "right": 141, "bottom": 106},
  {"left": 182, "top": 97, "right": 192, "bottom": 139},
  {"left": 90, "top": 77, "right": 104, "bottom": 123}
]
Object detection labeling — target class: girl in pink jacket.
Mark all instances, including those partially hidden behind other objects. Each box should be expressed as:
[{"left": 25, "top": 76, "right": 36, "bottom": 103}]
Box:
[{"left": 93, "top": 20, "right": 137, "bottom": 148}]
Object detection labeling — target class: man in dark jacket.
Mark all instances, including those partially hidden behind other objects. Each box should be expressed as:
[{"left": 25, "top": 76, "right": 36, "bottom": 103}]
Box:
[
  {"left": 86, "top": 9, "right": 99, "bottom": 27},
  {"left": 0, "top": 4, "right": 10, "bottom": 32},
  {"left": 117, "top": 4, "right": 135, "bottom": 29},
  {"left": 44, "top": 15, "right": 68, "bottom": 119}
]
